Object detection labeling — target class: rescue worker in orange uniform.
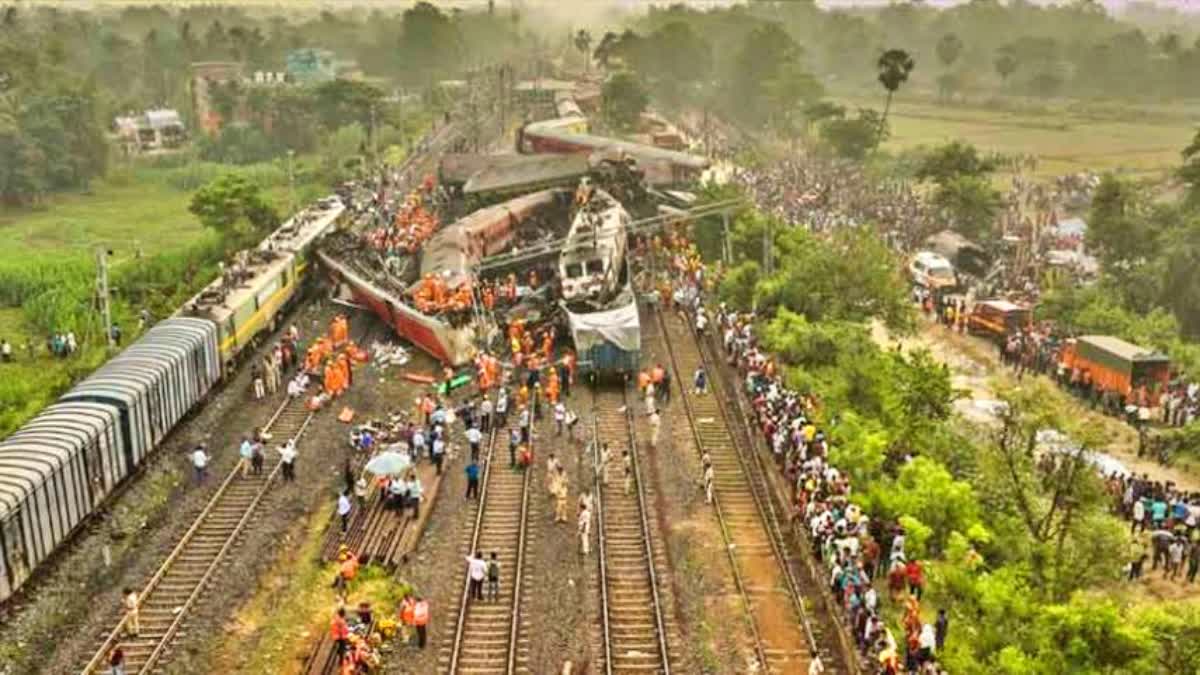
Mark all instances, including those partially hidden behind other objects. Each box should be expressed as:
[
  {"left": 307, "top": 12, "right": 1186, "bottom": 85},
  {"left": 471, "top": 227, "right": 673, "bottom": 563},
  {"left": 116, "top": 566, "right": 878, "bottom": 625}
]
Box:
[
  {"left": 412, "top": 597, "right": 430, "bottom": 649},
  {"left": 398, "top": 595, "right": 416, "bottom": 643},
  {"left": 546, "top": 368, "right": 560, "bottom": 404},
  {"left": 330, "top": 608, "right": 351, "bottom": 659},
  {"left": 541, "top": 330, "right": 553, "bottom": 362}
]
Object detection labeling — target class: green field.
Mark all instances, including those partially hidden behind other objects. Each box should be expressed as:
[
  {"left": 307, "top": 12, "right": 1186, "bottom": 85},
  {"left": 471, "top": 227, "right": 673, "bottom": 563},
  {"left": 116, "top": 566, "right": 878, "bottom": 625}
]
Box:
[
  {"left": 0, "top": 179, "right": 215, "bottom": 264},
  {"left": 840, "top": 95, "right": 1196, "bottom": 180}
]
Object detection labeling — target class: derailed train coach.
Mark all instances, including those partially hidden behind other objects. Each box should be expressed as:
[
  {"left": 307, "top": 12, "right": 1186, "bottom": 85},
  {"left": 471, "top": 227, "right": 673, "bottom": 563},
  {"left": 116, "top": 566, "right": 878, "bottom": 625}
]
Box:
[{"left": 0, "top": 318, "right": 219, "bottom": 601}]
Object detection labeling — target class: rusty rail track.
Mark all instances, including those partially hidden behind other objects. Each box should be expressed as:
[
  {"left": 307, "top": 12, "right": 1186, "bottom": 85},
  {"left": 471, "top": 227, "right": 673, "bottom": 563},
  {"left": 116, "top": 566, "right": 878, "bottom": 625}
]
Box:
[
  {"left": 652, "top": 305, "right": 820, "bottom": 673},
  {"left": 442, "top": 419, "right": 532, "bottom": 674},
  {"left": 81, "top": 394, "right": 314, "bottom": 674},
  {"left": 591, "top": 383, "right": 674, "bottom": 674}
]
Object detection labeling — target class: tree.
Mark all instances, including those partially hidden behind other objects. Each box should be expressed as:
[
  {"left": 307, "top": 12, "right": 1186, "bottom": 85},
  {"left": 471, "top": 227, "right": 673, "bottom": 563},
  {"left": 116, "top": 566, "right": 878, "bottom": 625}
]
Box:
[
  {"left": 994, "top": 49, "right": 1019, "bottom": 86},
  {"left": 593, "top": 31, "right": 619, "bottom": 68},
  {"left": 189, "top": 174, "right": 279, "bottom": 243},
  {"left": 936, "top": 33, "right": 964, "bottom": 70},
  {"left": 601, "top": 71, "right": 648, "bottom": 131},
  {"left": 1179, "top": 128, "right": 1200, "bottom": 206},
  {"left": 821, "top": 109, "right": 884, "bottom": 161},
  {"left": 916, "top": 141, "right": 996, "bottom": 185},
  {"left": 1086, "top": 173, "right": 1159, "bottom": 268},
  {"left": 1029, "top": 71, "right": 1063, "bottom": 99},
  {"left": 932, "top": 175, "right": 1001, "bottom": 242},
  {"left": 876, "top": 48, "right": 915, "bottom": 148},
  {"left": 729, "top": 22, "right": 808, "bottom": 128},
  {"left": 936, "top": 33, "right": 964, "bottom": 99},
  {"left": 397, "top": 2, "right": 461, "bottom": 87},
  {"left": 574, "top": 29, "right": 591, "bottom": 72}
]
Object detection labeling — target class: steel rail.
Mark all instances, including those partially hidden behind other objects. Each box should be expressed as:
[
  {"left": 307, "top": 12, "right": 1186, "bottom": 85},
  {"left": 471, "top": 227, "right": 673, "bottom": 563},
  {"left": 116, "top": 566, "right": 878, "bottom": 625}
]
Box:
[
  {"left": 690, "top": 320, "right": 823, "bottom": 657},
  {"left": 447, "top": 427, "right": 499, "bottom": 674},
  {"left": 81, "top": 394, "right": 312, "bottom": 674},
  {"left": 651, "top": 305, "right": 770, "bottom": 671},
  {"left": 591, "top": 383, "right": 672, "bottom": 675}
]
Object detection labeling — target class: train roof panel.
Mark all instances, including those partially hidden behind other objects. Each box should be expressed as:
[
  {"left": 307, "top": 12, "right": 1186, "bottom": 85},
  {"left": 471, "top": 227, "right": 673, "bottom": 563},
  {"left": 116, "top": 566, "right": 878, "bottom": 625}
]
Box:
[
  {"left": 525, "top": 123, "right": 710, "bottom": 169},
  {"left": 464, "top": 154, "right": 590, "bottom": 196}
]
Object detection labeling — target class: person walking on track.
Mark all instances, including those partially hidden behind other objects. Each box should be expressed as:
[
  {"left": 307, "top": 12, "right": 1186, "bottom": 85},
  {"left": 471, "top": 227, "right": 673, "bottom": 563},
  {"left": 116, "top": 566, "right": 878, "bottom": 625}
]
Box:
[
  {"left": 465, "top": 458, "right": 480, "bottom": 500},
  {"left": 337, "top": 491, "right": 352, "bottom": 534},
  {"left": 487, "top": 552, "right": 501, "bottom": 602},
  {"left": 577, "top": 494, "right": 592, "bottom": 555},
  {"left": 413, "top": 597, "right": 430, "bottom": 649},
  {"left": 122, "top": 588, "right": 139, "bottom": 637},
  {"left": 278, "top": 439, "right": 297, "bottom": 482},
  {"left": 554, "top": 466, "right": 570, "bottom": 523},
  {"left": 239, "top": 436, "right": 254, "bottom": 478},
  {"left": 466, "top": 425, "right": 482, "bottom": 462},
  {"left": 466, "top": 551, "right": 486, "bottom": 602},
  {"left": 597, "top": 442, "right": 611, "bottom": 485},
  {"left": 649, "top": 409, "right": 661, "bottom": 449}
]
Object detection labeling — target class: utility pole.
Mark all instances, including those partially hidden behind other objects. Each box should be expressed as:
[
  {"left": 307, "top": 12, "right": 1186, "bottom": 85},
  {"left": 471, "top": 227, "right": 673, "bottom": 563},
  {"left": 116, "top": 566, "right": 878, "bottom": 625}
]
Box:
[
  {"left": 369, "top": 103, "right": 378, "bottom": 166},
  {"left": 762, "top": 217, "right": 772, "bottom": 275},
  {"left": 721, "top": 211, "right": 732, "bottom": 267},
  {"left": 287, "top": 149, "right": 296, "bottom": 215},
  {"left": 96, "top": 247, "right": 113, "bottom": 348}
]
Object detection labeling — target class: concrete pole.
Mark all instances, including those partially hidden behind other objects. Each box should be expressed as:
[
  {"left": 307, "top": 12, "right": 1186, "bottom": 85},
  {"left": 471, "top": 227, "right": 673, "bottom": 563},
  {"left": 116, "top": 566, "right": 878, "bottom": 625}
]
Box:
[{"left": 96, "top": 247, "right": 113, "bottom": 348}]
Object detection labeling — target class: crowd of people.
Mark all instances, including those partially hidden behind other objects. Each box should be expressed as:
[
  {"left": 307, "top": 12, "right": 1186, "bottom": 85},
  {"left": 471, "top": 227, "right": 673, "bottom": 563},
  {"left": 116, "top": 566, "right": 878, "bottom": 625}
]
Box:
[
  {"left": 1108, "top": 472, "right": 1200, "bottom": 584},
  {"left": 730, "top": 156, "right": 936, "bottom": 245},
  {"left": 708, "top": 300, "right": 950, "bottom": 674}
]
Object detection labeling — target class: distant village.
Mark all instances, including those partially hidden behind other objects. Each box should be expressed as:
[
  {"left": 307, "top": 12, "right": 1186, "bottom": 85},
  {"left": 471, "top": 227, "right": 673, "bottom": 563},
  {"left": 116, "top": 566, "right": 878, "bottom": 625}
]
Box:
[{"left": 112, "top": 47, "right": 361, "bottom": 155}]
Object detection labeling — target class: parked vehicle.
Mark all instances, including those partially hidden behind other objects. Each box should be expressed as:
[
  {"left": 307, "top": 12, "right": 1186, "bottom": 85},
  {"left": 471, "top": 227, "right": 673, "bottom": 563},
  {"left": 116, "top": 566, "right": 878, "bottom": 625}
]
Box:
[
  {"left": 1060, "top": 335, "right": 1170, "bottom": 405},
  {"left": 909, "top": 251, "right": 957, "bottom": 291},
  {"left": 968, "top": 299, "right": 1032, "bottom": 344}
]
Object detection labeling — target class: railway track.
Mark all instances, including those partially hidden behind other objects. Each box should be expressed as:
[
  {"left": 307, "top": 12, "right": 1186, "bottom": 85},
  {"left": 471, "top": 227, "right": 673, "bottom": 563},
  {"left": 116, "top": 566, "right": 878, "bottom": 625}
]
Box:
[
  {"left": 80, "top": 394, "right": 315, "bottom": 674},
  {"left": 591, "top": 384, "right": 676, "bottom": 674},
  {"left": 651, "top": 306, "right": 822, "bottom": 674},
  {"left": 441, "top": 421, "right": 533, "bottom": 674}
]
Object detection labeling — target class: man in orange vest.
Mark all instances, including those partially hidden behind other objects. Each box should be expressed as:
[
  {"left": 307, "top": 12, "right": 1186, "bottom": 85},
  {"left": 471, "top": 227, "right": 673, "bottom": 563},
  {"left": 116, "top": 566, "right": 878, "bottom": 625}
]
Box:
[
  {"left": 330, "top": 607, "right": 351, "bottom": 659},
  {"left": 398, "top": 595, "right": 416, "bottom": 644},
  {"left": 413, "top": 596, "right": 430, "bottom": 649}
]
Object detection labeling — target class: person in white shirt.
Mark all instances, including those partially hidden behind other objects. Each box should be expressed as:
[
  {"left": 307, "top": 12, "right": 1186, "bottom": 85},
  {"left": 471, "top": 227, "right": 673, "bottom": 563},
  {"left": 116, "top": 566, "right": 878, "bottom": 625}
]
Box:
[
  {"left": 553, "top": 402, "right": 566, "bottom": 436},
  {"left": 465, "top": 426, "right": 483, "bottom": 461},
  {"left": 191, "top": 445, "right": 209, "bottom": 484},
  {"left": 649, "top": 410, "right": 662, "bottom": 449},
  {"left": 287, "top": 377, "right": 305, "bottom": 398},
  {"left": 279, "top": 439, "right": 297, "bottom": 482},
  {"left": 480, "top": 398, "right": 494, "bottom": 432},
  {"left": 466, "top": 551, "right": 487, "bottom": 601},
  {"left": 337, "top": 491, "right": 352, "bottom": 533}
]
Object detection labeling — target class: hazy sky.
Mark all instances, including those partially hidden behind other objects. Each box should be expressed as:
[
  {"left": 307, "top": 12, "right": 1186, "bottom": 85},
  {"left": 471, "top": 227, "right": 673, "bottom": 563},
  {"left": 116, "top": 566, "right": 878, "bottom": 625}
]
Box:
[{"left": 814, "top": 0, "right": 1197, "bottom": 10}]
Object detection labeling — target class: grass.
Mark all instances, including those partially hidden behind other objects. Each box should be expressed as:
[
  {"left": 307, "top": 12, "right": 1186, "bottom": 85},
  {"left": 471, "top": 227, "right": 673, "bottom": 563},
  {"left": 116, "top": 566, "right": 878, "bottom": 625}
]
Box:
[
  {"left": 209, "top": 508, "right": 412, "bottom": 674},
  {"left": 837, "top": 95, "right": 1195, "bottom": 181},
  {"left": 0, "top": 179, "right": 213, "bottom": 263}
]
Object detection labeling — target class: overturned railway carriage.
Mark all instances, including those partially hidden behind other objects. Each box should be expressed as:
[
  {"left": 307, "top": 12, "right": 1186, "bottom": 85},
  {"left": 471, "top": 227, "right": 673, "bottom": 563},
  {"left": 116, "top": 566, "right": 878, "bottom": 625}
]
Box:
[
  {"left": 321, "top": 189, "right": 570, "bottom": 365},
  {"left": 0, "top": 319, "right": 219, "bottom": 600},
  {"left": 518, "top": 117, "right": 709, "bottom": 186}
]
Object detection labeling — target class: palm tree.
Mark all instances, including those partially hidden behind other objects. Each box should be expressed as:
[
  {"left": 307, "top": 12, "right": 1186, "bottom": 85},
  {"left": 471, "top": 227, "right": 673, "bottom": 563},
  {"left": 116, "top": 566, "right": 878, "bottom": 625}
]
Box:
[
  {"left": 876, "top": 48, "right": 915, "bottom": 148},
  {"left": 574, "top": 30, "right": 592, "bottom": 73}
]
